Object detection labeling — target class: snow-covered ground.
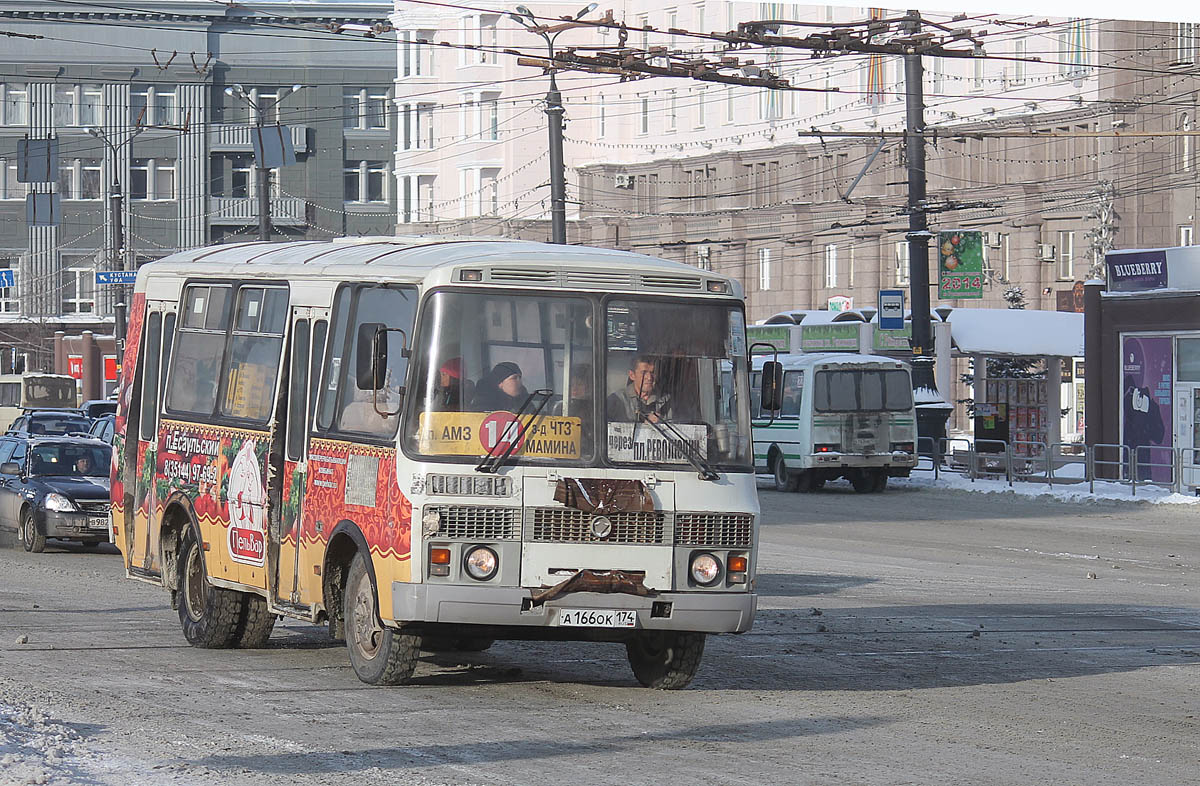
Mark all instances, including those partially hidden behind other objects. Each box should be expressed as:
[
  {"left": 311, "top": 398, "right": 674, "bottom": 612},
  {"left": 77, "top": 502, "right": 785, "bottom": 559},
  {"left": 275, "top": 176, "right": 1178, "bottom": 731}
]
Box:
[
  {"left": 0, "top": 700, "right": 94, "bottom": 786},
  {"left": 895, "top": 472, "right": 1200, "bottom": 505}
]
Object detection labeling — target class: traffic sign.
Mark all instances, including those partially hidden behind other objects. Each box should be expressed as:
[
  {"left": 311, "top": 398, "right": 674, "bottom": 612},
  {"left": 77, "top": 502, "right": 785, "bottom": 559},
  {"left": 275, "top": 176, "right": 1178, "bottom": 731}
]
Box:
[
  {"left": 95, "top": 270, "right": 137, "bottom": 286},
  {"left": 878, "top": 289, "right": 905, "bottom": 330},
  {"left": 0, "top": 269, "right": 14, "bottom": 288}
]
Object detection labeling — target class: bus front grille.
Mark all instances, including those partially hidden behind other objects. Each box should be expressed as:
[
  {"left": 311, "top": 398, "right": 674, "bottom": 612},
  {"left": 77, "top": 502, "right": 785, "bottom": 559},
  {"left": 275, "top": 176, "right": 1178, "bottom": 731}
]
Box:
[
  {"left": 530, "top": 508, "right": 666, "bottom": 545},
  {"left": 674, "top": 512, "right": 754, "bottom": 548},
  {"left": 426, "top": 505, "right": 521, "bottom": 540}
]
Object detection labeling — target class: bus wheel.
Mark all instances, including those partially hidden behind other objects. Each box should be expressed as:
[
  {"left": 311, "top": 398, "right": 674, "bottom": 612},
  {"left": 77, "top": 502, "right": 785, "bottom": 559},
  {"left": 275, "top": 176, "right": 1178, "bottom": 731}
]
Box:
[
  {"left": 873, "top": 470, "right": 889, "bottom": 492},
  {"left": 626, "top": 631, "right": 705, "bottom": 689},
  {"left": 233, "top": 593, "right": 276, "bottom": 648},
  {"left": 772, "top": 455, "right": 799, "bottom": 492},
  {"left": 850, "top": 469, "right": 876, "bottom": 494},
  {"left": 19, "top": 510, "right": 45, "bottom": 553},
  {"left": 178, "top": 529, "right": 243, "bottom": 648},
  {"left": 344, "top": 553, "right": 419, "bottom": 685}
]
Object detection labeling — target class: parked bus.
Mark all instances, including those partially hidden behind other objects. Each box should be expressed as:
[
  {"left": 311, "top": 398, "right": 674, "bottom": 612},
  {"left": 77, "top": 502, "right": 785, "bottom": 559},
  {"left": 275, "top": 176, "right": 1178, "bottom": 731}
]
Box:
[
  {"left": 751, "top": 353, "right": 917, "bottom": 493},
  {"left": 0, "top": 373, "right": 79, "bottom": 432},
  {"left": 112, "top": 237, "right": 757, "bottom": 689}
]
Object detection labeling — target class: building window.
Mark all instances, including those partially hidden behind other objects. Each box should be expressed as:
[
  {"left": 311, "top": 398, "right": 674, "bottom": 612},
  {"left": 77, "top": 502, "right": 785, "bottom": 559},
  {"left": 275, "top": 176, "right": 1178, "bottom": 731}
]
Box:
[
  {"left": 758, "top": 248, "right": 772, "bottom": 291},
  {"left": 57, "top": 158, "right": 102, "bottom": 200},
  {"left": 0, "top": 257, "right": 17, "bottom": 313},
  {"left": 130, "top": 86, "right": 178, "bottom": 126},
  {"left": 1059, "top": 19, "right": 1089, "bottom": 77},
  {"left": 694, "top": 86, "right": 707, "bottom": 129},
  {"left": 1057, "top": 230, "right": 1075, "bottom": 280},
  {"left": 696, "top": 245, "right": 711, "bottom": 271},
  {"left": 1179, "top": 112, "right": 1193, "bottom": 172},
  {"left": 478, "top": 93, "right": 500, "bottom": 140},
  {"left": 972, "top": 57, "right": 985, "bottom": 92},
  {"left": 478, "top": 167, "right": 500, "bottom": 216},
  {"left": 344, "top": 89, "right": 389, "bottom": 130},
  {"left": 477, "top": 15, "right": 499, "bottom": 64},
  {"left": 1177, "top": 22, "right": 1198, "bottom": 64},
  {"left": 847, "top": 247, "right": 855, "bottom": 288},
  {"left": 1013, "top": 40, "right": 1027, "bottom": 85},
  {"left": 399, "top": 173, "right": 436, "bottom": 223},
  {"left": 62, "top": 266, "right": 96, "bottom": 314},
  {"left": 400, "top": 30, "right": 435, "bottom": 77},
  {"left": 344, "top": 160, "right": 388, "bottom": 203},
  {"left": 824, "top": 244, "right": 837, "bottom": 288},
  {"left": 1180, "top": 225, "right": 1194, "bottom": 247},
  {"left": 639, "top": 95, "right": 649, "bottom": 134},
  {"left": 401, "top": 103, "right": 436, "bottom": 150},
  {"left": 129, "top": 159, "right": 175, "bottom": 201},
  {"left": 726, "top": 87, "right": 736, "bottom": 123},
  {"left": 1, "top": 84, "right": 29, "bottom": 126},
  {"left": 666, "top": 90, "right": 678, "bottom": 131},
  {"left": 895, "top": 241, "right": 910, "bottom": 285},
  {"left": 598, "top": 94, "right": 607, "bottom": 138}
]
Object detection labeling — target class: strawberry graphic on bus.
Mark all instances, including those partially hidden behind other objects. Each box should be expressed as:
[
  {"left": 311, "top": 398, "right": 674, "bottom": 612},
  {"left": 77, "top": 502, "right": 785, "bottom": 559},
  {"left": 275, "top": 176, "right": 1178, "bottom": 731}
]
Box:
[{"left": 226, "top": 438, "right": 266, "bottom": 567}]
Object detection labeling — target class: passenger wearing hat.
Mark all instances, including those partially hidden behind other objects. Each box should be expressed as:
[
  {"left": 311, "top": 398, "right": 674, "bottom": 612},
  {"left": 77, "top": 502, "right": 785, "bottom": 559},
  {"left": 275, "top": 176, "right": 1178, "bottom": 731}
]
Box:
[
  {"left": 470, "top": 361, "right": 528, "bottom": 412},
  {"left": 433, "top": 357, "right": 465, "bottom": 411}
]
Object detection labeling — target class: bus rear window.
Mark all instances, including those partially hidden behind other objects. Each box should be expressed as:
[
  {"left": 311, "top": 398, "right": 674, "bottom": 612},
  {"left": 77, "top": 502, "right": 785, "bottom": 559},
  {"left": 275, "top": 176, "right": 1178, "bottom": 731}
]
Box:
[{"left": 814, "top": 369, "right": 912, "bottom": 412}]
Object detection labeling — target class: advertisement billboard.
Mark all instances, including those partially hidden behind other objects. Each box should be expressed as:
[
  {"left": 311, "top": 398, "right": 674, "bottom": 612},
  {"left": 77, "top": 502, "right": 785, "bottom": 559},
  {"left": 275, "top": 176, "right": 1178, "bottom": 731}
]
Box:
[
  {"left": 938, "top": 230, "right": 984, "bottom": 299},
  {"left": 1121, "top": 335, "right": 1173, "bottom": 481}
]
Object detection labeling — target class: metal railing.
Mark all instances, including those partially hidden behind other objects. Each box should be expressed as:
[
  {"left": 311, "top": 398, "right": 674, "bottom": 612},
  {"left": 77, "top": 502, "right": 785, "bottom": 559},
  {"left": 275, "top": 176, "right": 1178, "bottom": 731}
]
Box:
[{"left": 912, "top": 439, "right": 1196, "bottom": 497}]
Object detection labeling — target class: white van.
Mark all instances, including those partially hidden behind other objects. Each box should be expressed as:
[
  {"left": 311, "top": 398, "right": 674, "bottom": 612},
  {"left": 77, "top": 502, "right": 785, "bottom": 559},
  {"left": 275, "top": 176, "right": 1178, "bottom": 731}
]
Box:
[{"left": 751, "top": 353, "right": 917, "bottom": 492}]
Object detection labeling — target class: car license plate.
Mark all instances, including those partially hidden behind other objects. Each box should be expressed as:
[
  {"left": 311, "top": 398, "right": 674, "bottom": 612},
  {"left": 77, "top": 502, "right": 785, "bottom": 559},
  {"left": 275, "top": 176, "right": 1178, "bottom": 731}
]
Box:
[
  {"left": 88, "top": 516, "right": 108, "bottom": 530},
  {"left": 558, "top": 609, "right": 637, "bottom": 628}
]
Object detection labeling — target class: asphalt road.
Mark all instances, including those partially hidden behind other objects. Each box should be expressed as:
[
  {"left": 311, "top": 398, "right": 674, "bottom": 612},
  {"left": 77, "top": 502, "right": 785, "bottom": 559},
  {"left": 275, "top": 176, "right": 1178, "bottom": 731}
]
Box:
[{"left": 2, "top": 480, "right": 1199, "bottom": 785}]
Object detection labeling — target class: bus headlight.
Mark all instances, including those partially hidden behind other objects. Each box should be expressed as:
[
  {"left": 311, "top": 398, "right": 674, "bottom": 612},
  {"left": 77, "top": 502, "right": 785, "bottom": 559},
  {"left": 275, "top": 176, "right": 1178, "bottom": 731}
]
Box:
[
  {"left": 463, "top": 546, "right": 498, "bottom": 581},
  {"left": 690, "top": 553, "right": 721, "bottom": 586}
]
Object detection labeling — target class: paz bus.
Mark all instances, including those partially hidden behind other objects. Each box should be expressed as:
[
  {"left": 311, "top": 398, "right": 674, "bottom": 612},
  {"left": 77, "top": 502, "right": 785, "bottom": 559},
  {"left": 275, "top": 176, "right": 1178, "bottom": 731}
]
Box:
[
  {"left": 0, "top": 372, "right": 78, "bottom": 432},
  {"left": 112, "top": 237, "right": 758, "bottom": 689}
]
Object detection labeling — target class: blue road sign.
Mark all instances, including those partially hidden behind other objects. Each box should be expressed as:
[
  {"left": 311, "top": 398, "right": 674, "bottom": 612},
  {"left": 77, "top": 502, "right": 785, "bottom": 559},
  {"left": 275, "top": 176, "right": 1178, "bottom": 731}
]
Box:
[
  {"left": 95, "top": 270, "right": 138, "bottom": 286},
  {"left": 0, "top": 269, "right": 14, "bottom": 288},
  {"left": 878, "top": 289, "right": 905, "bottom": 330}
]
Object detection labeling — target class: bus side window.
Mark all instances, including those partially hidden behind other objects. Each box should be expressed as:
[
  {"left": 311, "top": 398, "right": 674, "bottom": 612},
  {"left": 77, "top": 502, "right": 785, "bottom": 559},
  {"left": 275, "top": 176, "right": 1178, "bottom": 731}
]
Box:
[
  {"left": 332, "top": 286, "right": 416, "bottom": 438},
  {"left": 750, "top": 371, "right": 762, "bottom": 419},
  {"left": 317, "top": 287, "right": 352, "bottom": 431},
  {"left": 309, "top": 320, "right": 327, "bottom": 431},
  {"left": 286, "top": 320, "right": 311, "bottom": 462},
  {"left": 780, "top": 371, "right": 802, "bottom": 418},
  {"left": 139, "top": 312, "right": 162, "bottom": 441},
  {"left": 160, "top": 313, "right": 176, "bottom": 396},
  {"left": 167, "top": 284, "right": 232, "bottom": 417}
]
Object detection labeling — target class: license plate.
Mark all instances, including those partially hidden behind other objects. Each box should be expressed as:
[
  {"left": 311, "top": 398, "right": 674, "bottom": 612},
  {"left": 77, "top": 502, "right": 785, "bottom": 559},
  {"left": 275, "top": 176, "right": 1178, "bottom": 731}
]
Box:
[
  {"left": 87, "top": 516, "right": 108, "bottom": 530},
  {"left": 557, "top": 609, "right": 637, "bottom": 628}
]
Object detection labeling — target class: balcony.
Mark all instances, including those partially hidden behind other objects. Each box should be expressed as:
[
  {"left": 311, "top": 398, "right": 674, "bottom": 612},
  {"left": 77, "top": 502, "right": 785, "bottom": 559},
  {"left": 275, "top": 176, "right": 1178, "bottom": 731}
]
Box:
[
  {"left": 208, "top": 124, "right": 308, "bottom": 154},
  {"left": 209, "top": 196, "right": 306, "bottom": 225}
]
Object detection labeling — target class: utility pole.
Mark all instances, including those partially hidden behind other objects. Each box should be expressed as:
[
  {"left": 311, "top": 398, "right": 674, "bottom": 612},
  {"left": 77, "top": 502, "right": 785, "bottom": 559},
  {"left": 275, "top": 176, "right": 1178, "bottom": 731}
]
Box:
[
  {"left": 902, "top": 9, "right": 935, "bottom": 392},
  {"left": 226, "top": 84, "right": 305, "bottom": 242}
]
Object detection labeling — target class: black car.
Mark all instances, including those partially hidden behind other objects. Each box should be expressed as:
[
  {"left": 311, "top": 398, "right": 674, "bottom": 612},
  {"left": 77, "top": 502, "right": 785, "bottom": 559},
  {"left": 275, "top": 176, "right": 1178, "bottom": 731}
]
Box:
[
  {"left": 7, "top": 411, "right": 93, "bottom": 437},
  {"left": 0, "top": 436, "right": 112, "bottom": 552},
  {"left": 80, "top": 399, "right": 118, "bottom": 421},
  {"left": 88, "top": 413, "right": 116, "bottom": 444}
]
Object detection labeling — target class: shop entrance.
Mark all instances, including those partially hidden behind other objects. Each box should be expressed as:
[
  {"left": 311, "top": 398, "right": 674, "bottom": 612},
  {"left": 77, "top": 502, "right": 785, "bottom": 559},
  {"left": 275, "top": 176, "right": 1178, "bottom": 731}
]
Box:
[{"left": 1176, "top": 384, "right": 1200, "bottom": 487}]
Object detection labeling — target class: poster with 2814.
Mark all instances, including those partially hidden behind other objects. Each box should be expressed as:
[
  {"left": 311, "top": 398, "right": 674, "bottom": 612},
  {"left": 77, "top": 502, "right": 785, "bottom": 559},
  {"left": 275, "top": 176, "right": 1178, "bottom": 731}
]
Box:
[{"left": 938, "top": 231, "right": 984, "bottom": 299}]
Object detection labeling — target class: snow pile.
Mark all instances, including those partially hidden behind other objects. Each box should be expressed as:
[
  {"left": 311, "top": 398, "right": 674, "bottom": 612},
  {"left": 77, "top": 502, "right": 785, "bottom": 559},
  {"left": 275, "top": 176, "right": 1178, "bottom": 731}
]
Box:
[
  {"left": 898, "top": 472, "right": 1200, "bottom": 505},
  {"left": 0, "top": 700, "right": 89, "bottom": 786}
]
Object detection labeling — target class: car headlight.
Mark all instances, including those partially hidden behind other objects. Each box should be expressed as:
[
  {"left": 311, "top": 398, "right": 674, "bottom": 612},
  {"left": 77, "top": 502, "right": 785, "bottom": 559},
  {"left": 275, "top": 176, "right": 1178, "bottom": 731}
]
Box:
[
  {"left": 44, "top": 493, "right": 77, "bottom": 513},
  {"left": 463, "top": 546, "right": 498, "bottom": 581},
  {"left": 690, "top": 553, "right": 722, "bottom": 586}
]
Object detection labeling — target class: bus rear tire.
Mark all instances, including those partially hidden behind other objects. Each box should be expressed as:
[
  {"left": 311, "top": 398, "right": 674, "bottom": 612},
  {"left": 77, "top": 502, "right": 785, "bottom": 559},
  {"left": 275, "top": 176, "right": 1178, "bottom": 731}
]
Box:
[
  {"left": 772, "top": 455, "right": 799, "bottom": 492},
  {"left": 344, "top": 553, "right": 419, "bottom": 686},
  {"left": 178, "top": 529, "right": 243, "bottom": 648},
  {"left": 626, "top": 631, "right": 705, "bottom": 690},
  {"left": 850, "top": 469, "right": 876, "bottom": 494},
  {"left": 873, "top": 470, "right": 889, "bottom": 492},
  {"left": 234, "top": 593, "right": 277, "bottom": 648}
]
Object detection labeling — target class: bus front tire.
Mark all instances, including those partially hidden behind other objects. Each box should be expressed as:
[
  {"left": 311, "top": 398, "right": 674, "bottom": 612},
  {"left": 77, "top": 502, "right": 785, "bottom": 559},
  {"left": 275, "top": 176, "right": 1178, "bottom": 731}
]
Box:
[
  {"left": 19, "top": 509, "right": 45, "bottom": 553},
  {"left": 178, "top": 529, "right": 243, "bottom": 648},
  {"left": 626, "top": 631, "right": 705, "bottom": 690},
  {"left": 344, "top": 553, "right": 419, "bottom": 685},
  {"left": 772, "top": 456, "right": 799, "bottom": 492}
]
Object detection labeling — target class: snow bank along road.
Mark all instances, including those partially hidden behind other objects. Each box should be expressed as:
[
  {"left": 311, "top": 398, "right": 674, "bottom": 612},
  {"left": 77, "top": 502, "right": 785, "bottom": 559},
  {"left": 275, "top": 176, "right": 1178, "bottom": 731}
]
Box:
[{"left": 2, "top": 484, "right": 1199, "bottom": 786}]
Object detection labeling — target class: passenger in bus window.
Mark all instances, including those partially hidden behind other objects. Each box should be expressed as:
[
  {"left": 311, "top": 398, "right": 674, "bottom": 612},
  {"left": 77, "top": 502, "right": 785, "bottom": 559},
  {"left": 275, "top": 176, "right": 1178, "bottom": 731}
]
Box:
[
  {"left": 607, "top": 354, "right": 672, "bottom": 423},
  {"left": 556, "top": 363, "right": 592, "bottom": 417},
  {"left": 469, "top": 362, "right": 527, "bottom": 412},
  {"left": 432, "top": 358, "right": 466, "bottom": 412}
]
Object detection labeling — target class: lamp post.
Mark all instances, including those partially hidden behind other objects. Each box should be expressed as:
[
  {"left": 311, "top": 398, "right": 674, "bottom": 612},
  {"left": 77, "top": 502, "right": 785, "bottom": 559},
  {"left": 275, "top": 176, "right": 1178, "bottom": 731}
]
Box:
[
  {"left": 508, "top": 3, "right": 597, "bottom": 245},
  {"left": 224, "top": 84, "right": 305, "bottom": 241},
  {"left": 86, "top": 125, "right": 144, "bottom": 273}
]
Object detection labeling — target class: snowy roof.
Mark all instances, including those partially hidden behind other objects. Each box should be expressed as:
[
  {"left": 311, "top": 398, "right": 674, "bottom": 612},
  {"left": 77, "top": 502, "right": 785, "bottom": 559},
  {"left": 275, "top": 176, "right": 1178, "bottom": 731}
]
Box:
[{"left": 946, "top": 308, "right": 1083, "bottom": 357}]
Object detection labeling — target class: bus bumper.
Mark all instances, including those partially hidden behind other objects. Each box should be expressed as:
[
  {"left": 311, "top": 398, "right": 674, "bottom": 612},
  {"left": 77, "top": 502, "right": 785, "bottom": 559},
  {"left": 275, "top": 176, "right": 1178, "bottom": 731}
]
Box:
[{"left": 390, "top": 583, "right": 757, "bottom": 634}]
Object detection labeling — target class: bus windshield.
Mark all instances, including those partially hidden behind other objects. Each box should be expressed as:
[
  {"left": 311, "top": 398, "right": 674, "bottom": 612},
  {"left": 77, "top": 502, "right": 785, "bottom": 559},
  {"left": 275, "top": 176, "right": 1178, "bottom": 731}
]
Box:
[
  {"left": 814, "top": 368, "right": 913, "bottom": 412},
  {"left": 604, "top": 300, "right": 752, "bottom": 470},
  {"left": 405, "top": 290, "right": 596, "bottom": 462}
]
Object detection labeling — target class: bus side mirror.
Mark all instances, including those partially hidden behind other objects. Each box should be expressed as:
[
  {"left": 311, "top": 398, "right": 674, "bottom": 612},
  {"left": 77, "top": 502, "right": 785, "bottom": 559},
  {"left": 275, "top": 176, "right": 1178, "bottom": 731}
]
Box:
[
  {"left": 760, "top": 361, "right": 783, "bottom": 412},
  {"left": 356, "top": 323, "right": 388, "bottom": 390}
]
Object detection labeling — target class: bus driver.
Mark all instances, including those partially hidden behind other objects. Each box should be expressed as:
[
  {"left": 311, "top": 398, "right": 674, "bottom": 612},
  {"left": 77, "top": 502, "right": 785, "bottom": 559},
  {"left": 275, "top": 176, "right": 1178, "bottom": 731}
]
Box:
[{"left": 607, "top": 354, "right": 672, "bottom": 423}]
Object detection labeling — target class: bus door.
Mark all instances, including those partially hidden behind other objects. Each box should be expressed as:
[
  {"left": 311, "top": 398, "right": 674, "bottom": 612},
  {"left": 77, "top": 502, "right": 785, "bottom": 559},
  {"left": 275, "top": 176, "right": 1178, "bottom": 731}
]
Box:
[
  {"left": 272, "top": 307, "right": 328, "bottom": 610},
  {"left": 131, "top": 302, "right": 176, "bottom": 577}
]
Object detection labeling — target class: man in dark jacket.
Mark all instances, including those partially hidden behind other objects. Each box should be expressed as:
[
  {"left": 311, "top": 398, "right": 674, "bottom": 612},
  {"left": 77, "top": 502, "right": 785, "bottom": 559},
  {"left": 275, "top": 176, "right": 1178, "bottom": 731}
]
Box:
[{"left": 606, "top": 355, "right": 671, "bottom": 422}]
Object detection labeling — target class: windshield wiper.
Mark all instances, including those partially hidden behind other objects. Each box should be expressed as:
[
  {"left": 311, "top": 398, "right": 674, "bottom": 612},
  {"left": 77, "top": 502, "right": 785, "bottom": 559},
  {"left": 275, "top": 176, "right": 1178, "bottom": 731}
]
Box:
[
  {"left": 475, "top": 389, "right": 554, "bottom": 474},
  {"left": 636, "top": 409, "right": 720, "bottom": 482}
]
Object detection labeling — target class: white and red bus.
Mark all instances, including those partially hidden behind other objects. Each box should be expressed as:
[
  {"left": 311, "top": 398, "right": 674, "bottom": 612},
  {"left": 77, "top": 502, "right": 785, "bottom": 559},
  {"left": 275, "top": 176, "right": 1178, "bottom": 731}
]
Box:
[{"left": 112, "top": 237, "right": 758, "bottom": 688}]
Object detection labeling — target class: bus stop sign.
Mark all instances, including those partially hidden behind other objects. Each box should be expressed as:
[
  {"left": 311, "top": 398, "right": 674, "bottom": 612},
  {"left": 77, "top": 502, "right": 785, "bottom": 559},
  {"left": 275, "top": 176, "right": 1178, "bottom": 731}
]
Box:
[{"left": 878, "top": 289, "right": 905, "bottom": 330}]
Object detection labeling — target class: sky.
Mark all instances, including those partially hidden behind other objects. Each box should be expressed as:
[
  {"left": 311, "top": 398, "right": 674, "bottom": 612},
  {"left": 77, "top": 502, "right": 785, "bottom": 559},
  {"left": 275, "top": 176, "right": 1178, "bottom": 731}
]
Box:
[{"left": 921, "top": 0, "right": 1194, "bottom": 22}]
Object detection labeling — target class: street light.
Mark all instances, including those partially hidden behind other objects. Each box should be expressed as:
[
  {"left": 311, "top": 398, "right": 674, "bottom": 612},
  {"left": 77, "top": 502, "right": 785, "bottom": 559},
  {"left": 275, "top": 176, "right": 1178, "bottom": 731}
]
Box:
[
  {"left": 509, "top": 3, "right": 598, "bottom": 244},
  {"left": 224, "top": 84, "right": 306, "bottom": 241},
  {"left": 86, "top": 125, "right": 145, "bottom": 274}
]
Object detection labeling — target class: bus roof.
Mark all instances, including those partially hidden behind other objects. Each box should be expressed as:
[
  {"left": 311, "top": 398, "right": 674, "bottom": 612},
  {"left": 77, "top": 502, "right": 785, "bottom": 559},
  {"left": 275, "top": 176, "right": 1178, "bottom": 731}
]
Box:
[
  {"left": 136, "top": 237, "right": 743, "bottom": 299},
  {"left": 752, "top": 353, "right": 912, "bottom": 371}
]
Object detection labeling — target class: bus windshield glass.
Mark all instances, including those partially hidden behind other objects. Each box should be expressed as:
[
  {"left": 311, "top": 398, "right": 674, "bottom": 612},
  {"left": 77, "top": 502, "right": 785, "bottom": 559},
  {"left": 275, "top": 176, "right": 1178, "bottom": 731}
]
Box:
[
  {"left": 814, "top": 369, "right": 913, "bottom": 412},
  {"left": 25, "top": 376, "right": 76, "bottom": 408},
  {"left": 604, "top": 300, "right": 752, "bottom": 470},
  {"left": 405, "top": 290, "right": 595, "bottom": 462}
]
